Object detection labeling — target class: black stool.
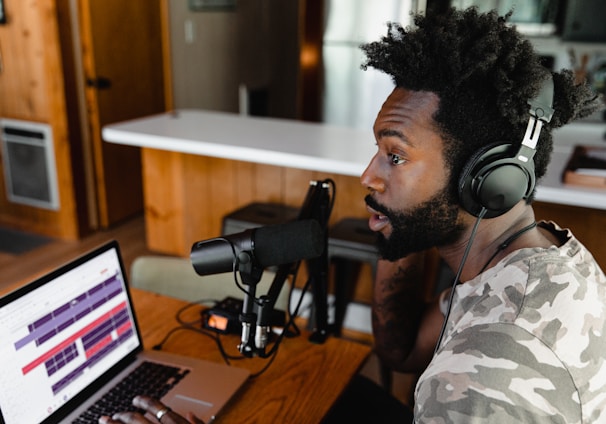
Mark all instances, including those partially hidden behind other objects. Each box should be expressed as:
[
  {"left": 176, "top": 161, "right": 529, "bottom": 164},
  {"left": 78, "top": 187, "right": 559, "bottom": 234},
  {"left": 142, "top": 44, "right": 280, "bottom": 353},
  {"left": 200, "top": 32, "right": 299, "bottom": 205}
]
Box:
[
  {"left": 328, "top": 218, "right": 395, "bottom": 392},
  {"left": 327, "top": 217, "right": 379, "bottom": 336},
  {"left": 222, "top": 202, "right": 299, "bottom": 235}
]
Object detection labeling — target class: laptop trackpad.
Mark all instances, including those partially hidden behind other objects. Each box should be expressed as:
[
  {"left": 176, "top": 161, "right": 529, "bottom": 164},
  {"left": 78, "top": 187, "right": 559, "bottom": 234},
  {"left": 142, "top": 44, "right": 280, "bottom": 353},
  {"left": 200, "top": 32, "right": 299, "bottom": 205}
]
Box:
[{"left": 162, "top": 392, "right": 213, "bottom": 419}]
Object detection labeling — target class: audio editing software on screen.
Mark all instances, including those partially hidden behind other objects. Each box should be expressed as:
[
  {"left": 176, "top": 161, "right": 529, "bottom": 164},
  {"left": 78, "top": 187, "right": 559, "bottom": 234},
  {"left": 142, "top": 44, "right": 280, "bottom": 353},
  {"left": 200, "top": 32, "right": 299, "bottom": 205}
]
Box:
[{"left": 0, "top": 248, "right": 139, "bottom": 423}]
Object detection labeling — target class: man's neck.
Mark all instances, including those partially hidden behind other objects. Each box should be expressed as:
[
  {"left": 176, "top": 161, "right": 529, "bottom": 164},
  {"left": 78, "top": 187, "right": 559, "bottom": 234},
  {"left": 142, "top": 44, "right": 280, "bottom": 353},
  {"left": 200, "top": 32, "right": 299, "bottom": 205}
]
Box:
[{"left": 438, "top": 203, "right": 542, "bottom": 282}]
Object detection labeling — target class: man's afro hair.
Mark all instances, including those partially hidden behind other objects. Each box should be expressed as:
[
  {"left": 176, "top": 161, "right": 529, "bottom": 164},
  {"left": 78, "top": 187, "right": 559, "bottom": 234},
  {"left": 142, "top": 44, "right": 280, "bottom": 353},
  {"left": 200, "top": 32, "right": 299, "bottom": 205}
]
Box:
[{"left": 361, "top": 7, "right": 602, "bottom": 183}]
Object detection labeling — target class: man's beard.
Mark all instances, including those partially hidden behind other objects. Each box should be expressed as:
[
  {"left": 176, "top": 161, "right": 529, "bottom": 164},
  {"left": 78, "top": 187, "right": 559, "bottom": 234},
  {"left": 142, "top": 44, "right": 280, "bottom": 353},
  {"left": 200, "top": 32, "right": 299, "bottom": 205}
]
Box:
[{"left": 365, "top": 187, "right": 464, "bottom": 261}]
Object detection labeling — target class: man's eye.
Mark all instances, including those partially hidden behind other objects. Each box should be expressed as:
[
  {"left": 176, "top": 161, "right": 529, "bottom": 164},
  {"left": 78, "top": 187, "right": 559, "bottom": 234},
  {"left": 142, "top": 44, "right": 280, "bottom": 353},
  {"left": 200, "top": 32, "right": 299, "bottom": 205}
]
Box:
[{"left": 389, "top": 153, "right": 405, "bottom": 165}]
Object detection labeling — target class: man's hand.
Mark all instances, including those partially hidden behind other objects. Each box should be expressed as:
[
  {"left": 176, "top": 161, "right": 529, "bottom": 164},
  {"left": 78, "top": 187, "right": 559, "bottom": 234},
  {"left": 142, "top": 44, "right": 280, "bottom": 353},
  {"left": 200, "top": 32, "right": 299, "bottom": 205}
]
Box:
[{"left": 98, "top": 395, "right": 204, "bottom": 424}]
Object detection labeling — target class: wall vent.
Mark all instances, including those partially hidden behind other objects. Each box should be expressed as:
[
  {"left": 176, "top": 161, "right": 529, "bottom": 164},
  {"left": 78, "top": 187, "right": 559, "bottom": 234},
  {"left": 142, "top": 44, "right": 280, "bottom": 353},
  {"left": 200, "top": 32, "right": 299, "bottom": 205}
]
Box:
[{"left": 0, "top": 119, "right": 60, "bottom": 210}]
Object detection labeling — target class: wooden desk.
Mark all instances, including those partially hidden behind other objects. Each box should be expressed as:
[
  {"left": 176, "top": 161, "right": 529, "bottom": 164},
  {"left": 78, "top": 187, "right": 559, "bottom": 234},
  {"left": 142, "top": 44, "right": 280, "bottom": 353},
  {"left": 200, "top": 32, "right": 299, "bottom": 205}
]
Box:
[{"left": 131, "top": 287, "right": 371, "bottom": 423}]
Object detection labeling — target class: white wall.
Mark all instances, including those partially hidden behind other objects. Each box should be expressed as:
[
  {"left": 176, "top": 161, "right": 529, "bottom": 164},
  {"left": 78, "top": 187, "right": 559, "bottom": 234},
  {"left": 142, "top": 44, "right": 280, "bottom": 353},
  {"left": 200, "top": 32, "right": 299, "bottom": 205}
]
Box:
[
  {"left": 167, "top": 1, "right": 301, "bottom": 118},
  {"left": 168, "top": 2, "right": 241, "bottom": 112}
]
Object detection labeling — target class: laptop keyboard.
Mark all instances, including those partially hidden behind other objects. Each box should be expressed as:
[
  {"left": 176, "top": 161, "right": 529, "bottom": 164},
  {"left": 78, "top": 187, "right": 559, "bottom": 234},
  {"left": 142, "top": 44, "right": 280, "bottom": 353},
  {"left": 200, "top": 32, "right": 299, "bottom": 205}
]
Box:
[{"left": 72, "top": 361, "right": 190, "bottom": 424}]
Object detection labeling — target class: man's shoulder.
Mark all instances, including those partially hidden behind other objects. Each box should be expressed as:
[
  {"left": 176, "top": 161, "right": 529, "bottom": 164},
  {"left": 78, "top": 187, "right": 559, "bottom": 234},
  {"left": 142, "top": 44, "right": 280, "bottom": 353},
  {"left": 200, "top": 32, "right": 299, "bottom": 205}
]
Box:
[{"left": 416, "top": 322, "right": 582, "bottom": 423}]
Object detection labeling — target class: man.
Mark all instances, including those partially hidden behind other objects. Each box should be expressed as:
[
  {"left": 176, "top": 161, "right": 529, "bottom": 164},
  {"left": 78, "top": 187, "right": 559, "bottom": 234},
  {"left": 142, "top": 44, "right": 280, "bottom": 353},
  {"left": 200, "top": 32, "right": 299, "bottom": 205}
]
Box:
[
  {"left": 353, "top": 6, "right": 605, "bottom": 423},
  {"left": 101, "top": 6, "right": 604, "bottom": 424}
]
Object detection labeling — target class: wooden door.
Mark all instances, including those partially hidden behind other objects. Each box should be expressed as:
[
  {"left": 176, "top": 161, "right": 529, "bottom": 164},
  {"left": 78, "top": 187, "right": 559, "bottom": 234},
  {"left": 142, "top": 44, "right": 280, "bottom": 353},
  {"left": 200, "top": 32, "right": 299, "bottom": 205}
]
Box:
[{"left": 78, "top": 0, "right": 165, "bottom": 228}]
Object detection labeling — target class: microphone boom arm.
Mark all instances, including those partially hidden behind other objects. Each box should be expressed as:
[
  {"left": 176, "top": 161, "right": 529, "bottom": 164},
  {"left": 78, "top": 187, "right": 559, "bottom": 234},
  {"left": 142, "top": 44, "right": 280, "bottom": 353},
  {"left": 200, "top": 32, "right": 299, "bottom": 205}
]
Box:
[
  {"left": 241, "top": 179, "right": 334, "bottom": 356},
  {"left": 297, "top": 180, "right": 332, "bottom": 344}
]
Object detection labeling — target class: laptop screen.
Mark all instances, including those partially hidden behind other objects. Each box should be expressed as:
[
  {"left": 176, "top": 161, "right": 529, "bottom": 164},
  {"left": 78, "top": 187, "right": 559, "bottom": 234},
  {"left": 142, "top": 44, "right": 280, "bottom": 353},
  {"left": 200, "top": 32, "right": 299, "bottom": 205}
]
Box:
[{"left": 0, "top": 241, "right": 142, "bottom": 424}]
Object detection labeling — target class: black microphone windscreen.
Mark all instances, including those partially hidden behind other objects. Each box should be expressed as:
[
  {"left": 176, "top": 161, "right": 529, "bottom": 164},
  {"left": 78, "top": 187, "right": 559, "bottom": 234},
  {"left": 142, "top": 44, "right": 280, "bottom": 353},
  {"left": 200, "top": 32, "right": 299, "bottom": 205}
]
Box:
[
  {"left": 190, "top": 219, "right": 324, "bottom": 276},
  {"left": 253, "top": 219, "right": 324, "bottom": 267},
  {"left": 190, "top": 237, "right": 245, "bottom": 276}
]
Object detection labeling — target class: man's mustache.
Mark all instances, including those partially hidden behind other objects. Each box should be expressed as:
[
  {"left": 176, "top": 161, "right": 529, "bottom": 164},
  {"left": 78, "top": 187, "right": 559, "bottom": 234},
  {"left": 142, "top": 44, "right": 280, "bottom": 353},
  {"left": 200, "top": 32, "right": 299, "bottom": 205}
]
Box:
[{"left": 365, "top": 195, "right": 391, "bottom": 218}]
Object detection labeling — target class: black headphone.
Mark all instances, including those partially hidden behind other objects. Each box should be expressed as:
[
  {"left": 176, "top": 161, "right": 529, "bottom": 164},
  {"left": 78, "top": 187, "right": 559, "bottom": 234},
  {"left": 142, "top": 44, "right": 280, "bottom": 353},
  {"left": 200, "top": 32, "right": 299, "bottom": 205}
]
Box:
[{"left": 458, "top": 75, "right": 555, "bottom": 218}]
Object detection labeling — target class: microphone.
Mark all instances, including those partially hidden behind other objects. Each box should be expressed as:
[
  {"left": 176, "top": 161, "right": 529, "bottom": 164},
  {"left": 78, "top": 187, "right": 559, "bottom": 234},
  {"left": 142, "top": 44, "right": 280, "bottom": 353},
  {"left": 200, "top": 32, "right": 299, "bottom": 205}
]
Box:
[{"left": 190, "top": 219, "right": 324, "bottom": 276}]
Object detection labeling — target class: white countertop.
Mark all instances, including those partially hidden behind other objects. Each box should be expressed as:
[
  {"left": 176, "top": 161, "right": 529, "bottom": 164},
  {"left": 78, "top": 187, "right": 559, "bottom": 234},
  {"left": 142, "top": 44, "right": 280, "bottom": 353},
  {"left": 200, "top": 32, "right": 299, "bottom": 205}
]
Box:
[
  {"left": 102, "top": 109, "right": 376, "bottom": 177},
  {"left": 103, "top": 109, "right": 606, "bottom": 210}
]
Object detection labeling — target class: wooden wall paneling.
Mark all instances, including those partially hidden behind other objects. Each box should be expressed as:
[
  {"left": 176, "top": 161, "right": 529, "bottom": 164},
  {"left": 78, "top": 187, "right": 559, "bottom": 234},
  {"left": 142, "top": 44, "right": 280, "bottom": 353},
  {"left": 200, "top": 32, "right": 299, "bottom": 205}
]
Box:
[
  {"left": 180, "top": 154, "right": 222, "bottom": 252},
  {"left": 283, "top": 167, "right": 318, "bottom": 207},
  {"left": 0, "top": 1, "right": 49, "bottom": 119},
  {"left": 329, "top": 174, "right": 368, "bottom": 223},
  {"left": 254, "top": 163, "right": 285, "bottom": 203},
  {"left": 47, "top": 119, "right": 79, "bottom": 239},
  {"left": 0, "top": 0, "right": 40, "bottom": 223},
  {"left": 0, "top": 0, "right": 83, "bottom": 239},
  {"left": 142, "top": 148, "right": 187, "bottom": 255},
  {"left": 201, "top": 156, "right": 240, "bottom": 239},
  {"left": 235, "top": 161, "right": 258, "bottom": 206},
  {"left": 140, "top": 149, "right": 373, "bottom": 259}
]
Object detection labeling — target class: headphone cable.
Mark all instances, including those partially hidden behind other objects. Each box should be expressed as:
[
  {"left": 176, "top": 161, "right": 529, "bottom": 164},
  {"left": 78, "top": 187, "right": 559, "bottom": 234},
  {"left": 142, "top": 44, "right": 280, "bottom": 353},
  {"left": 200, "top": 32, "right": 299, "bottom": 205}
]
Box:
[
  {"left": 479, "top": 221, "right": 537, "bottom": 274},
  {"left": 433, "top": 207, "right": 487, "bottom": 355}
]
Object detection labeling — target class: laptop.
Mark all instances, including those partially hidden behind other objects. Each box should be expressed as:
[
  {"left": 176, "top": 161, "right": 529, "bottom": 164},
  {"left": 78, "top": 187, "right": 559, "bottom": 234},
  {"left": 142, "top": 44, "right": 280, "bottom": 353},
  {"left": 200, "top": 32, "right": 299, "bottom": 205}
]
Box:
[{"left": 0, "top": 240, "right": 250, "bottom": 423}]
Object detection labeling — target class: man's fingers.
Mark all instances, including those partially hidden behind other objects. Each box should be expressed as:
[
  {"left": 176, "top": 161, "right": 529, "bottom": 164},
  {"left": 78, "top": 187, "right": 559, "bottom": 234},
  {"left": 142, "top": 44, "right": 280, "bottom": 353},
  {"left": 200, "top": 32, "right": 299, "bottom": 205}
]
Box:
[
  {"left": 132, "top": 396, "right": 198, "bottom": 424},
  {"left": 98, "top": 396, "right": 203, "bottom": 424},
  {"left": 132, "top": 395, "right": 167, "bottom": 417},
  {"left": 99, "top": 411, "right": 150, "bottom": 424}
]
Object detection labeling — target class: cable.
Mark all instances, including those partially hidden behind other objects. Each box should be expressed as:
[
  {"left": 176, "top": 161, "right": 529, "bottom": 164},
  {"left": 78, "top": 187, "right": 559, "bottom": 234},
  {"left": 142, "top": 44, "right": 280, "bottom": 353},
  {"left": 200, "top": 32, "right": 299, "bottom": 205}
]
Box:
[
  {"left": 433, "top": 207, "right": 487, "bottom": 355},
  {"left": 479, "top": 221, "right": 537, "bottom": 274},
  {"left": 322, "top": 178, "right": 337, "bottom": 217},
  {"left": 249, "top": 349, "right": 279, "bottom": 378},
  {"left": 262, "top": 272, "right": 315, "bottom": 357},
  {"left": 152, "top": 297, "right": 244, "bottom": 364}
]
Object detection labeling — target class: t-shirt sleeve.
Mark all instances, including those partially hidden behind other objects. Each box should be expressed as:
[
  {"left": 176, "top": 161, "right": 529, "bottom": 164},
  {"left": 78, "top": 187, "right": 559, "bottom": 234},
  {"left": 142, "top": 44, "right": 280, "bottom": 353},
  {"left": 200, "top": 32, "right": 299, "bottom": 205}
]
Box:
[{"left": 414, "top": 323, "right": 581, "bottom": 423}]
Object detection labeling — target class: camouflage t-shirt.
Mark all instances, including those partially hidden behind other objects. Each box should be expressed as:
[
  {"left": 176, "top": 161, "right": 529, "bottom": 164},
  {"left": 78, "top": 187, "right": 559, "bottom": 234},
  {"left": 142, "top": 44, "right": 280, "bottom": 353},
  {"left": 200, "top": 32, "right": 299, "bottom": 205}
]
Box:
[{"left": 414, "top": 222, "right": 606, "bottom": 423}]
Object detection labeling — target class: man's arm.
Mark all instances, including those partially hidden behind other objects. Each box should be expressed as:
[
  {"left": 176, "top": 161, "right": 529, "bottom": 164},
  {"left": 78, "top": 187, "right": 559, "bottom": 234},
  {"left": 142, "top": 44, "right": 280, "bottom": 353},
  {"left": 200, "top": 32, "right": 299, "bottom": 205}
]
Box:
[{"left": 372, "top": 254, "right": 445, "bottom": 373}]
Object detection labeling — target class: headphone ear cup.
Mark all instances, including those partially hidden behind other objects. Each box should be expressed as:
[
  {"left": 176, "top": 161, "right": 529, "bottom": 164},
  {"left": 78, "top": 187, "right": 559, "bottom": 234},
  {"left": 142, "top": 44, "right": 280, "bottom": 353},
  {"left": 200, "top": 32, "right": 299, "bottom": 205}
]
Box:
[
  {"left": 458, "top": 143, "right": 505, "bottom": 217},
  {"left": 458, "top": 143, "right": 535, "bottom": 218}
]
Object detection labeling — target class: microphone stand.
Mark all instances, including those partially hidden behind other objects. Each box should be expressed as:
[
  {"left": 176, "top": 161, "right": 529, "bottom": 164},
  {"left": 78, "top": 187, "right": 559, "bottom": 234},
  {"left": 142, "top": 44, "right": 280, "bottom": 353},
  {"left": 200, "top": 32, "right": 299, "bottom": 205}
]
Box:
[
  {"left": 236, "top": 251, "right": 265, "bottom": 357},
  {"left": 237, "top": 179, "right": 334, "bottom": 357},
  {"left": 236, "top": 236, "right": 301, "bottom": 358},
  {"left": 296, "top": 180, "right": 332, "bottom": 344}
]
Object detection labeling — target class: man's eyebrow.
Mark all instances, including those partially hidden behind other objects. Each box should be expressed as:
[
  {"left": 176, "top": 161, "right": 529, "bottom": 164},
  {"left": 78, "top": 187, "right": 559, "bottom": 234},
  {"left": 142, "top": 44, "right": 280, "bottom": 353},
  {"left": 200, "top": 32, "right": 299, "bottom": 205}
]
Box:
[{"left": 377, "top": 128, "right": 412, "bottom": 145}]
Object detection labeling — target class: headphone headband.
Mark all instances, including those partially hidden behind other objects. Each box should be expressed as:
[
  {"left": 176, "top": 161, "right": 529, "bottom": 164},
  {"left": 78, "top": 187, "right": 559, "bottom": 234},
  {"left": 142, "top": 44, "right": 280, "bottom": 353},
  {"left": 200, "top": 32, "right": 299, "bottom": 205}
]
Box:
[{"left": 528, "top": 75, "right": 555, "bottom": 123}]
